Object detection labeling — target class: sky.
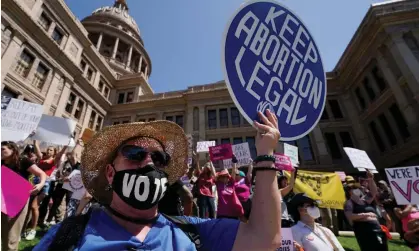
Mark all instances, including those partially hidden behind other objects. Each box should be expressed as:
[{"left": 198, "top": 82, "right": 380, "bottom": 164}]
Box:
[{"left": 64, "top": 0, "right": 386, "bottom": 93}]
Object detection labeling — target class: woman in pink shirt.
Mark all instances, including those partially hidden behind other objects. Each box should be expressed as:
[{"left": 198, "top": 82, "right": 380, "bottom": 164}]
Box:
[
  {"left": 233, "top": 158, "right": 253, "bottom": 220},
  {"left": 395, "top": 205, "right": 419, "bottom": 250},
  {"left": 194, "top": 153, "right": 216, "bottom": 219}
]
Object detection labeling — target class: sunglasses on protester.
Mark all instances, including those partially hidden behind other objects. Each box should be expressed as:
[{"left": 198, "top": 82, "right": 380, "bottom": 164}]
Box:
[{"left": 119, "top": 145, "right": 171, "bottom": 167}]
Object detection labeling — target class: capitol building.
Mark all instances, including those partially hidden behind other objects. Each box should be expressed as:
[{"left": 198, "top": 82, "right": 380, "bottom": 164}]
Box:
[{"left": 2, "top": 0, "right": 419, "bottom": 173}]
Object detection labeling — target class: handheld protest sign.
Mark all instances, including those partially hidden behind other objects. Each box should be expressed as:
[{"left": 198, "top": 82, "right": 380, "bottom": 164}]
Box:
[{"left": 222, "top": 0, "right": 326, "bottom": 141}]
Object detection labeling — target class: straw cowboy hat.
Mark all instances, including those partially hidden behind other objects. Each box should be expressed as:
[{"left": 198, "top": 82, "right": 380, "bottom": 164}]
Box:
[{"left": 81, "top": 121, "right": 188, "bottom": 205}]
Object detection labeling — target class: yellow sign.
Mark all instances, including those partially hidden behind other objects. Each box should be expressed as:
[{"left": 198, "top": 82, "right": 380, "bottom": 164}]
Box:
[{"left": 284, "top": 170, "right": 345, "bottom": 209}]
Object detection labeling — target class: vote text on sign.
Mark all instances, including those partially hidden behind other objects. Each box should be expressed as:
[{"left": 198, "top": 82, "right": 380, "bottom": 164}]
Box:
[
  {"left": 222, "top": 0, "right": 326, "bottom": 141},
  {"left": 385, "top": 166, "right": 419, "bottom": 205}
]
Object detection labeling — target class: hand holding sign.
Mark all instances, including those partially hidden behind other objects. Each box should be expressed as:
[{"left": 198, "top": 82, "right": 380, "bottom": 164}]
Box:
[{"left": 255, "top": 110, "right": 280, "bottom": 156}]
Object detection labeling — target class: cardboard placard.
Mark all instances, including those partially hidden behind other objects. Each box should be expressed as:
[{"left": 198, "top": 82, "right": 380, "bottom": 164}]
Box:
[
  {"left": 32, "top": 115, "right": 77, "bottom": 146},
  {"left": 209, "top": 144, "right": 233, "bottom": 161},
  {"left": 276, "top": 228, "right": 294, "bottom": 251},
  {"left": 275, "top": 153, "right": 294, "bottom": 171},
  {"left": 223, "top": 142, "right": 252, "bottom": 168},
  {"left": 196, "top": 141, "right": 215, "bottom": 153},
  {"left": 284, "top": 143, "right": 299, "bottom": 167},
  {"left": 62, "top": 170, "right": 86, "bottom": 200},
  {"left": 385, "top": 166, "right": 419, "bottom": 205},
  {"left": 343, "top": 147, "right": 376, "bottom": 170}
]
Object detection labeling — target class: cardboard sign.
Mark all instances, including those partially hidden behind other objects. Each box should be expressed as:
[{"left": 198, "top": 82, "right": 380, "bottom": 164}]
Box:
[
  {"left": 284, "top": 143, "right": 299, "bottom": 166},
  {"left": 32, "top": 115, "right": 77, "bottom": 146},
  {"left": 274, "top": 153, "right": 294, "bottom": 171},
  {"left": 209, "top": 144, "right": 233, "bottom": 161},
  {"left": 385, "top": 166, "right": 419, "bottom": 205},
  {"left": 81, "top": 128, "right": 95, "bottom": 143},
  {"left": 276, "top": 228, "right": 293, "bottom": 251},
  {"left": 1, "top": 165, "right": 33, "bottom": 217},
  {"left": 223, "top": 142, "right": 252, "bottom": 168},
  {"left": 196, "top": 141, "right": 216, "bottom": 153},
  {"left": 222, "top": 1, "right": 326, "bottom": 141},
  {"left": 1, "top": 96, "right": 44, "bottom": 142},
  {"left": 343, "top": 147, "right": 377, "bottom": 171},
  {"left": 62, "top": 170, "right": 86, "bottom": 200}
]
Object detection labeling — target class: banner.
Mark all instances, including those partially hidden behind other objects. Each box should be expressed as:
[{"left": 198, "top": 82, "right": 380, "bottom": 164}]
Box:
[
  {"left": 32, "top": 115, "right": 77, "bottom": 146},
  {"left": 1, "top": 96, "right": 44, "bottom": 142},
  {"left": 344, "top": 147, "right": 376, "bottom": 171},
  {"left": 62, "top": 170, "right": 86, "bottom": 200},
  {"left": 196, "top": 141, "right": 215, "bottom": 153},
  {"left": 284, "top": 143, "right": 299, "bottom": 167},
  {"left": 222, "top": 0, "right": 326, "bottom": 141},
  {"left": 285, "top": 170, "right": 345, "bottom": 209},
  {"left": 274, "top": 153, "right": 293, "bottom": 171},
  {"left": 209, "top": 144, "right": 233, "bottom": 161},
  {"left": 1, "top": 165, "right": 33, "bottom": 217},
  {"left": 223, "top": 142, "right": 252, "bottom": 168},
  {"left": 276, "top": 228, "right": 293, "bottom": 251},
  {"left": 385, "top": 166, "right": 419, "bottom": 205}
]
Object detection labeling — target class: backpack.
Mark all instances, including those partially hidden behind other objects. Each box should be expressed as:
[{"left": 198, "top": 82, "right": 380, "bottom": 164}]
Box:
[{"left": 48, "top": 207, "right": 202, "bottom": 251}]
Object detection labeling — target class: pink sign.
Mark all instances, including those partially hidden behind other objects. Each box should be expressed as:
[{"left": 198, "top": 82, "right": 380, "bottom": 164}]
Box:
[
  {"left": 209, "top": 144, "right": 233, "bottom": 161},
  {"left": 1, "top": 165, "right": 33, "bottom": 217},
  {"left": 335, "top": 171, "right": 346, "bottom": 182},
  {"left": 274, "top": 154, "right": 294, "bottom": 171}
]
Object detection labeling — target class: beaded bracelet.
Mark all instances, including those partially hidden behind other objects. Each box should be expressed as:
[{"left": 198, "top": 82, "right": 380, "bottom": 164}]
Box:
[
  {"left": 254, "top": 167, "right": 278, "bottom": 172},
  {"left": 254, "top": 155, "right": 276, "bottom": 163}
]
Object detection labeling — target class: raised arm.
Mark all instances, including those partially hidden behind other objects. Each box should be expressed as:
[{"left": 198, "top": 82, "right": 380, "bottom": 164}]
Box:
[
  {"left": 280, "top": 169, "right": 296, "bottom": 197},
  {"left": 231, "top": 156, "right": 237, "bottom": 181},
  {"left": 33, "top": 140, "right": 43, "bottom": 160},
  {"left": 193, "top": 151, "right": 201, "bottom": 176},
  {"left": 208, "top": 161, "right": 216, "bottom": 177},
  {"left": 54, "top": 146, "right": 68, "bottom": 166},
  {"left": 233, "top": 110, "right": 281, "bottom": 251},
  {"left": 365, "top": 170, "right": 378, "bottom": 204}
]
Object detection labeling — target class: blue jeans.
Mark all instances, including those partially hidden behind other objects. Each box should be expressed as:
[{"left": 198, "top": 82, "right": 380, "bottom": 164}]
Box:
[{"left": 197, "top": 195, "right": 215, "bottom": 219}]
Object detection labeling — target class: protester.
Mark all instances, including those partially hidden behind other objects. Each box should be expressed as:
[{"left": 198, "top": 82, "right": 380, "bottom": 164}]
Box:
[
  {"left": 378, "top": 180, "right": 402, "bottom": 235},
  {"left": 278, "top": 170, "right": 296, "bottom": 227},
  {"left": 33, "top": 110, "right": 282, "bottom": 250},
  {"left": 233, "top": 158, "right": 253, "bottom": 220},
  {"left": 290, "top": 193, "right": 345, "bottom": 251},
  {"left": 194, "top": 154, "right": 217, "bottom": 218},
  {"left": 343, "top": 170, "right": 388, "bottom": 251},
  {"left": 394, "top": 205, "right": 419, "bottom": 250},
  {"left": 1, "top": 141, "right": 47, "bottom": 251}
]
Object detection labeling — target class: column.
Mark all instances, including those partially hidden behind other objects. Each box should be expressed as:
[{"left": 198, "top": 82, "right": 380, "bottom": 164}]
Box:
[
  {"left": 47, "top": 22, "right": 56, "bottom": 35},
  {"left": 55, "top": 82, "right": 71, "bottom": 116},
  {"left": 130, "top": 114, "right": 136, "bottom": 122},
  {"left": 82, "top": 104, "right": 93, "bottom": 130},
  {"left": 144, "top": 65, "right": 148, "bottom": 79},
  {"left": 186, "top": 106, "right": 194, "bottom": 134},
  {"left": 93, "top": 71, "right": 101, "bottom": 88},
  {"left": 342, "top": 93, "right": 371, "bottom": 150},
  {"left": 26, "top": 58, "right": 40, "bottom": 85},
  {"left": 96, "top": 33, "right": 103, "bottom": 50},
  {"left": 83, "top": 65, "right": 89, "bottom": 77},
  {"left": 111, "top": 37, "right": 119, "bottom": 60},
  {"left": 42, "top": 72, "right": 61, "bottom": 113},
  {"left": 198, "top": 105, "right": 206, "bottom": 141},
  {"left": 311, "top": 126, "right": 332, "bottom": 165},
  {"left": 1, "top": 35, "right": 23, "bottom": 83},
  {"left": 137, "top": 56, "right": 143, "bottom": 73},
  {"left": 126, "top": 45, "right": 133, "bottom": 70},
  {"left": 156, "top": 112, "right": 164, "bottom": 120},
  {"left": 376, "top": 52, "right": 419, "bottom": 128},
  {"left": 387, "top": 33, "right": 419, "bottom": 99}
]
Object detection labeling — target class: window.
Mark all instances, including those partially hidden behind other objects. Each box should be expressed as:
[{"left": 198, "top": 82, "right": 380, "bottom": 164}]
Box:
[
  {"left": 389, "top": 104, "right": 410, "bottom": 139},
  {"left": 138, "top": 119, "right": 146, "bottom": 122},
  {"left": 165, "top": 116, "right": 173, "bottom": 122},
  {"left": 363, "top": 77, "right": 376, "bottom": 101},
  {"left": 339, "top": 132, "right": 354, "bottom": 147},
  {"left": 117, "top": 93, "right": 125, "bottom": 104},
  {"left": 126, "top": 92, "right": 134, "bottom": 103},
  {"left": 328, "top": 100, "right": 343, "bottom": 119},
  {"left": 297, "top": 136, "right": 314, "bottom": 161},
  {"left": 95, "top": 116, "right": 103, "bottom": 131},
  {"left": 51, "top": 28, "right": 63, "bottom": 45},
  {"left": 122, "top": 120, "right": 130, "bottom": 124},
  {"left": 403, "top": 32, "right": 419, "bottom": 62},
  {"left": 208, "top": 110, "right": 217, "bottom": 129},
  {"left": 86, "top": 68, "right": 93, "bottom": 81},
  {"left": 32, "top": 63, "right": 49, "bottom": 89},
  {"left": 175, "top": 115, "right": 184, "bottom": 128},
  {"left": 354, "top": 87, "right": 366, "bottom": 110},
  {"left": 369, "top": 121, "right": 386, "bottom": 152},
  {"left": 371, "top": 67, "right": 387, "bottom": 92},
  {"left": 221, "top": 138, "right": 230, "bottom": 145},
  {"left": 246, "top": 137, "right": 257, "bottom": 159},
  {"left": 231, "top": 108, "right": 240, "bottom": 126},
  {"left": 65, "top": 93, "right": 76, "bottom": 113},
  {"left": 15, "top": 50, "right": 34, "bottom": 77},
  {"left": 324, "top": 133, "right": 342, "bottom": 159},
  {"left": 320, "top": 108, "right": 329, "bottom": 120},
  {"left": 378, "top": 114, "right": 397, "bottom": 146},
  {"left": 80, "top": 60, "right": 87, "bottom": 72},
  {"left": 74, "top": 100, "right": 84, "bottom": 120},
  {"left": 233, "top": 137, "right": 243, "bottom": 145},
  {"left": 113, "top": 122, "right": 120, "bottom": 125},
  {"left": 104, "top": 87, "right": 109, "bottom": 98},
  {"left": 148, "top": 118, "right": 155, "bottom": 122},
  {"left": 98, "top": 81, "right": 104, "bottom": 92},
  {"left": 1, "top": 26, "right": 12, "bottom": 53},
  {"left": 39, "top": 12, "right": 51, "bottom": 31},
  {"left": 89, "top": 111, "right": 97, "bottom": 129},
  {"left": 219, "top": 109, "right": 228, "bottom": 127}
]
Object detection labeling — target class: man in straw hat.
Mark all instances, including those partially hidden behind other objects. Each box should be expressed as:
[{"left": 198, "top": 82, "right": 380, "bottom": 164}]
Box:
[{"left": 34, "top": 110, "right": 283, "bottom": 251}]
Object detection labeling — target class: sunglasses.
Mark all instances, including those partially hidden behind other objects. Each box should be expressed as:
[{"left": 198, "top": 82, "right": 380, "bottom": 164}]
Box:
[{"left": 119, "top": 145, "right": 171, "bottom": 167}]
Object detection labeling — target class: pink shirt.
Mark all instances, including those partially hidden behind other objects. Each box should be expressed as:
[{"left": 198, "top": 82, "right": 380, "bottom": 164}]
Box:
[
  {"left": 402, "top": 210, "right": 419, "bottom": 232},
  {"left": 234, "top": 178, "right": 251, "bottom": 202},
  {"left": 216, "top": 177, "right": 244, "bottom": 218},
  {"left": 197, "top": 172, "right": 215, "bottom": 197}
]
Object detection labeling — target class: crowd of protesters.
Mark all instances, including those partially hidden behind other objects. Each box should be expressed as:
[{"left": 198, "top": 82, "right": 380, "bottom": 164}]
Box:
[{"left": 1, "top": 112, "right": 418, "bottom": 250}]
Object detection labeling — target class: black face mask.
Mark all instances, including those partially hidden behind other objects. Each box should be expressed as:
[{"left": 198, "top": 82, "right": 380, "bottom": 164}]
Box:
[{"left": 112, "top": 164, "right": 168, "bottom": 210}]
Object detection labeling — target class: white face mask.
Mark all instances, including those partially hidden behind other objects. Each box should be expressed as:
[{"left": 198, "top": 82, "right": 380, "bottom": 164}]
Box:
[
  {"left": 352, "top": 189, "right": 363, "bottom": 198},
  {"left": 306, "top": 206, "right": 321, "bottom": 219}
]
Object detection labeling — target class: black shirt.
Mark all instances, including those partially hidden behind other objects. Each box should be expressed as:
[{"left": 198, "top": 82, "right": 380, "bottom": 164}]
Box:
[
  {"left": 4, "top": 157, "right": 34, "bottom": 180},
  {"left": 158, "top": 180, "right": 184, "bottom": 216}
]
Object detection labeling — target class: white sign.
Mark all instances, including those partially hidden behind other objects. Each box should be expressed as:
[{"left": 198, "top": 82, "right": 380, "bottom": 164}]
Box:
[
  {"left": 223, "top": 142, "right": 252, "bottom": 169},
  {"left": 32, "top": 115, "right": 77, "bottom": 146},
  {"left": 343, "top": 147, "right": 376, "bottom": 170},
  {"left": 276, "top": 228, "right": 293, "bottom": 251},
  {"left": 62, "top": 170, "right": 86, "bottom": 200},
  {"left": 284, "top": 143, "right": 299, "bottom": 167},
  {"left": 1, "top": 96, "right": 44, "bottom": 142},
  {"left": 385, "top": 166, "right": 419, "bottom": 205},
  {"left": 196, "top": 141, "right": 215, "bottom": 153}
]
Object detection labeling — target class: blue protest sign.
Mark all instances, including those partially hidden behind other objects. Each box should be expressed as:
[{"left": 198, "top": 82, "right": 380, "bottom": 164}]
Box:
[{"left": 222, "top": 0, "right": 326, "bottom": 141}]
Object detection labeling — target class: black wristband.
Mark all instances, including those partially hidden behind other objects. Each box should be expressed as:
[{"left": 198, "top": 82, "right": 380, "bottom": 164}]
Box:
[
  {"left": 254, "top": 167, "right": 278, "bottom": 172},
  {"left": 254, "top": 155, "right": 276, "bottom": 163}
]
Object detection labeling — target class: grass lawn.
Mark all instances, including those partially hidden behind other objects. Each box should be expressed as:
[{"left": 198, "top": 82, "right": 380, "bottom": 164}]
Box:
[{"left": 337, "top": 236, "right": 411, "bottom": 251}]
